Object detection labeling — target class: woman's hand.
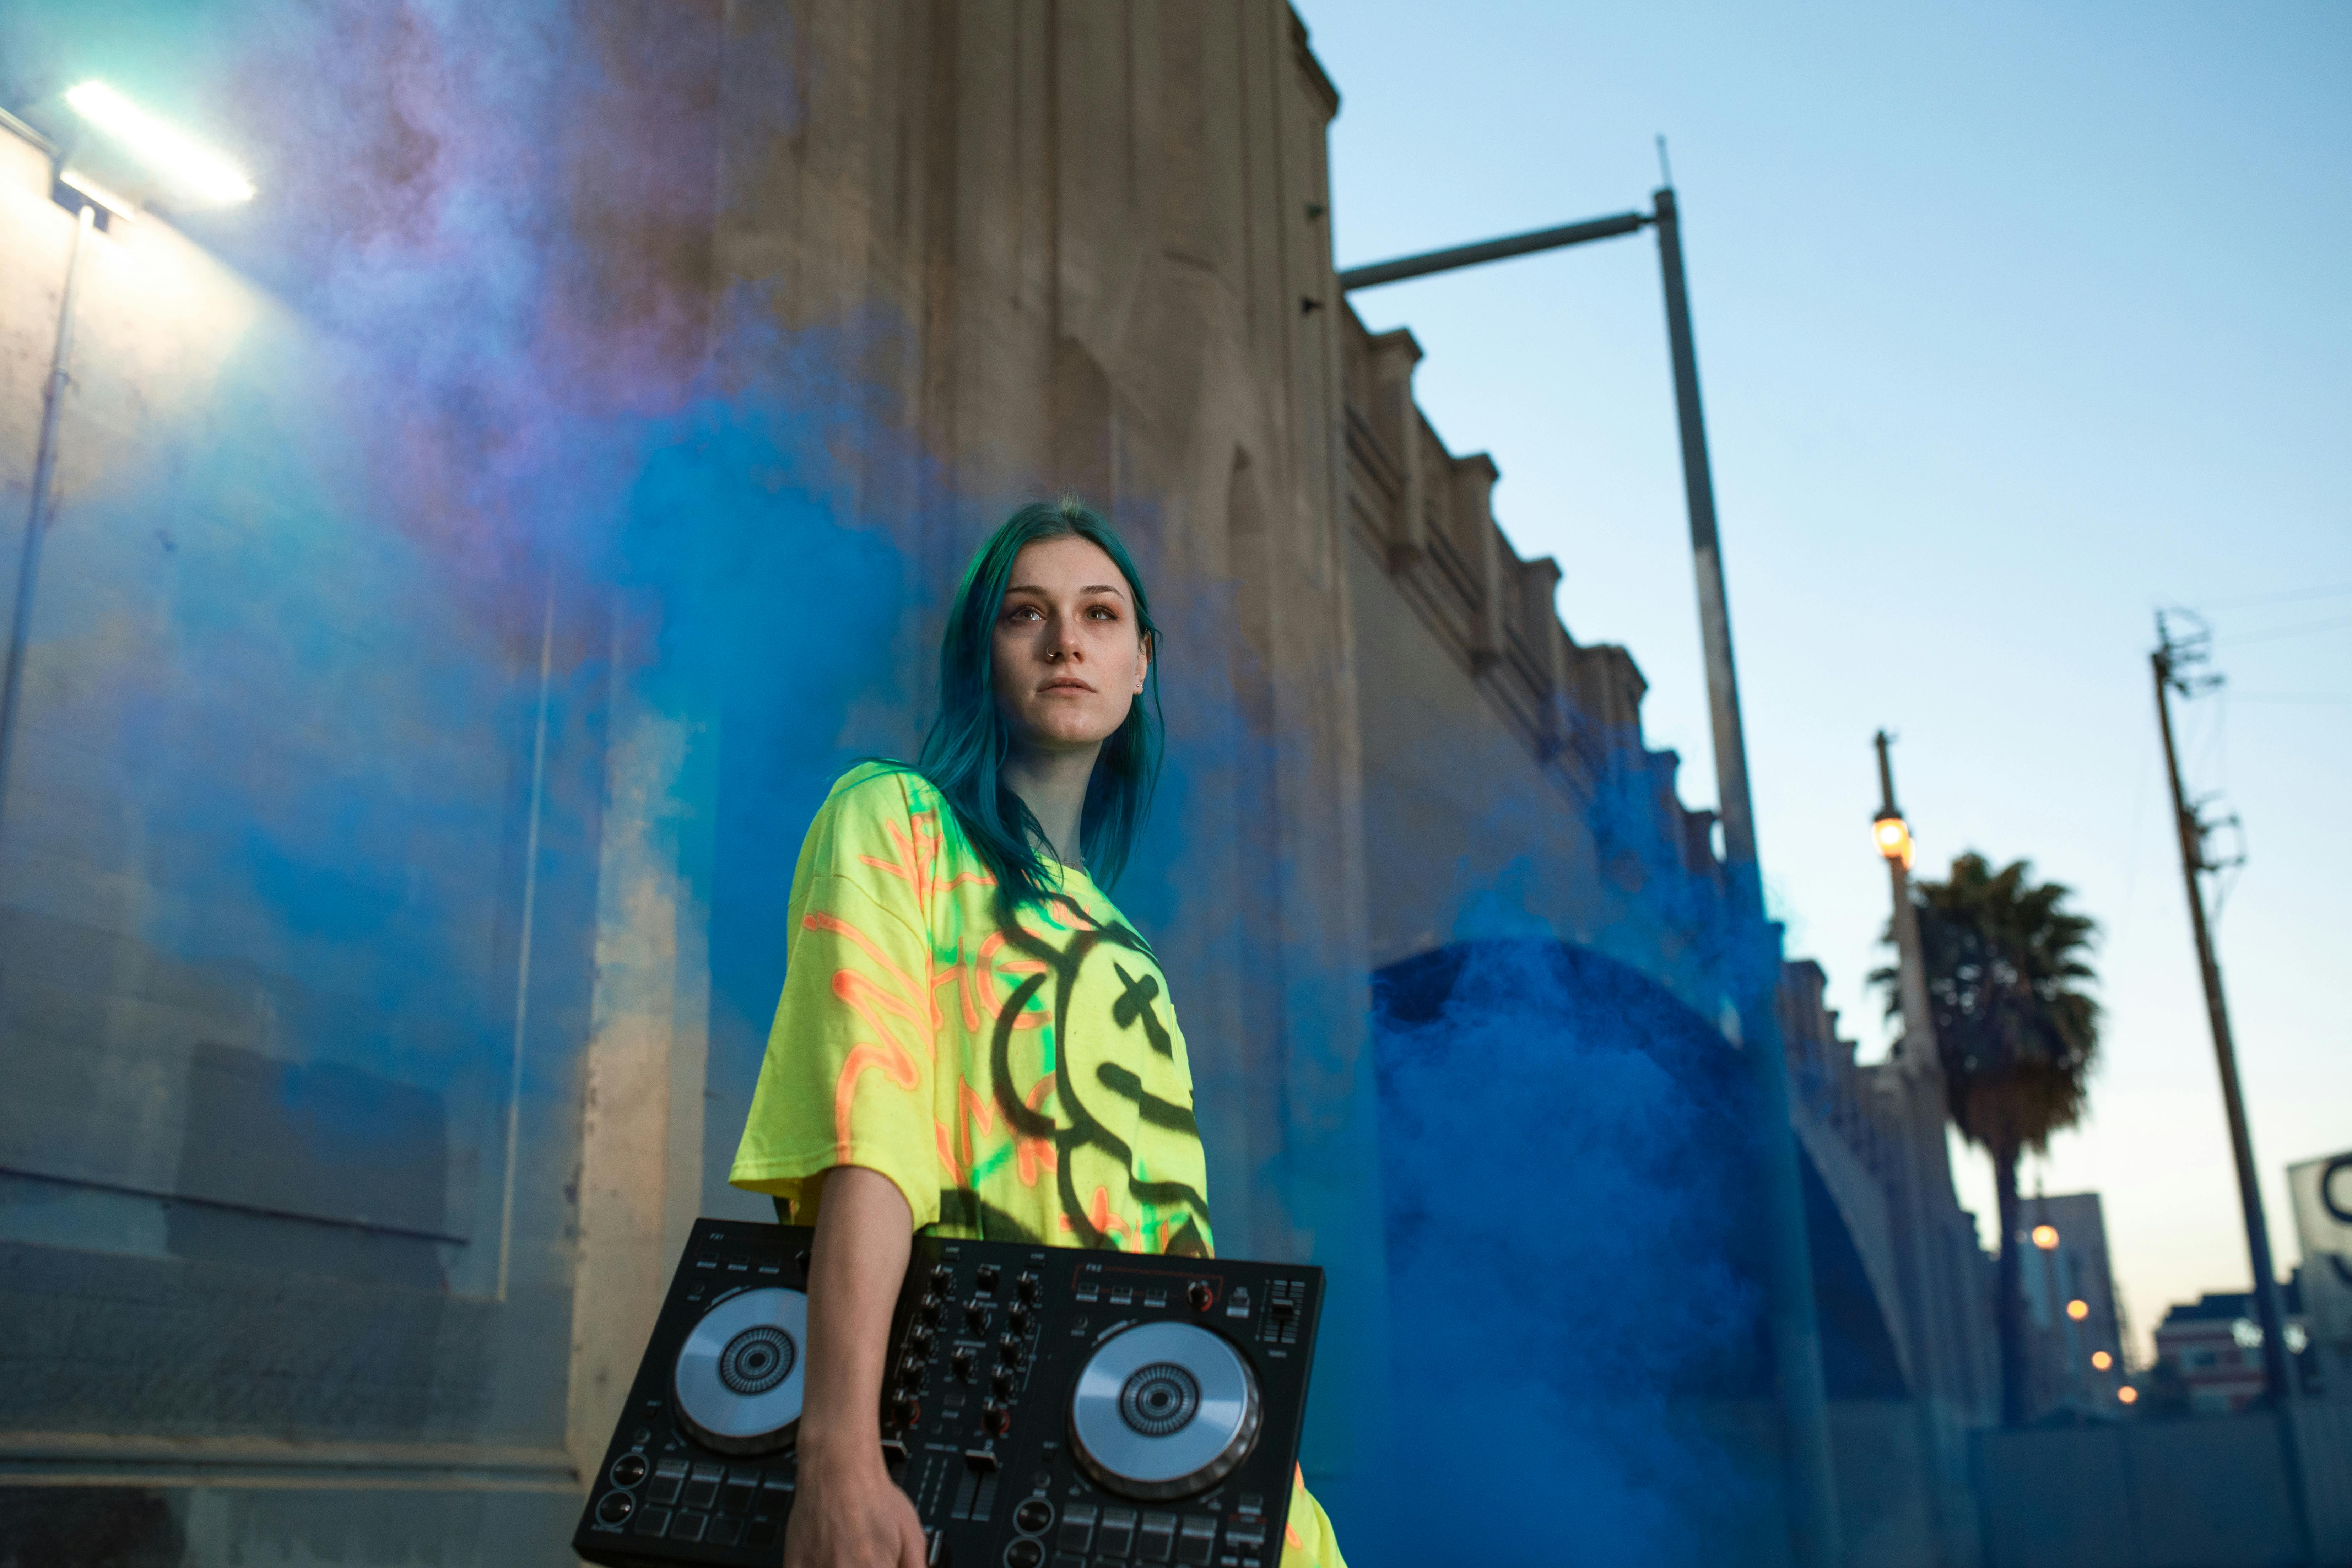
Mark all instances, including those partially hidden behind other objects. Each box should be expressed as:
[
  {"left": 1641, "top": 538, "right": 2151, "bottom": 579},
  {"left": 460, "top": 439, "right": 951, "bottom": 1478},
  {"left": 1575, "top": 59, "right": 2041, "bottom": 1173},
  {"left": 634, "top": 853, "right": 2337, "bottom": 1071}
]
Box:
[
  {"left": 785, "top": 1441, "right": 925, "bottom": 1568},
  {"left": 783, "top": 1164, "right": 924, "bottom": 1568}
]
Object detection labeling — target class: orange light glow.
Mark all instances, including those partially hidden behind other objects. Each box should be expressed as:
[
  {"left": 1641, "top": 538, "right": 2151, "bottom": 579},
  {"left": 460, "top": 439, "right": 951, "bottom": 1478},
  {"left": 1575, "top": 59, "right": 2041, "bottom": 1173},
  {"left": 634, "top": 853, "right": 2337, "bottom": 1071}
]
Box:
[
  {"left": 2067, "top": 1299, "right": 2090, "bottom": 1321},
  {"left": 2031, "top": 1224, "right": 2060, "bottom": 1250},
  {"left": 1872, "top": 815, "right": 1913, "bottom": 865},
  {"left": 2092, "top": 1350, "right": 2113, "bottom": 1370},
  {"left": 2117, "top": 1386, "right": 2139, "bottom": 1405}
]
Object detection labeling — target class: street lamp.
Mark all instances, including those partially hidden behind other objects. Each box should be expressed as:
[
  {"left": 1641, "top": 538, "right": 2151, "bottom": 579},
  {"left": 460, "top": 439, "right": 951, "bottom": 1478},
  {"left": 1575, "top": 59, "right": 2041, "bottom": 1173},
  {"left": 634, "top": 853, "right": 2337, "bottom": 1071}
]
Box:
[
  {"left": 2092, "top": 1350, "right": 2114, "bottom": 1371},
  {"left": 2032, "top": 1224, "right": 2060, "bottom": 1251},
  {"left": 2118, "top": 1385, "right": 2140, "bottom": 1406},
  {"left": 1338, "top": 177, "right": 1843, "bottom": 1568},
  {"left": 2067, "top": 1299, "right": 2090, "bottom": 1322},
  {"left": 1872, "top": 811, "right": 1913, "bottom": 867},
  {"left": 0, "top": 83, "right": 253, "bottom": 859},
  {"left": 64, "top": 81, "right": 254, "bottom": 206}
]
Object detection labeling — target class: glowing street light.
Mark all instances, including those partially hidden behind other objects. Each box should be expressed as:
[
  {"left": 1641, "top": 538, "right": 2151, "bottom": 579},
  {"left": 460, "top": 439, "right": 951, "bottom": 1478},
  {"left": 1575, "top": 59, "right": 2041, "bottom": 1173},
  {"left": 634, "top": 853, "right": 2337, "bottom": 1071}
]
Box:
[
  {"left": 65, "top": 81, "right": 254, "bottom": 205},
  {"left": 2031, "top": 1224, "right": 2060, "bottom": 1250},
  {"left": 2117, "top": 1385, "right": 2139, "bottom": 1405},
  {"left": 1871, "top": 811, "right": 1913, "bottom": 867},
  {"left": 2092, "top": 1350, "right": 2114, "bottom": 1371},
  {"left": 2067, "top": 1298, "right": 2090, "bottom": 1321}
]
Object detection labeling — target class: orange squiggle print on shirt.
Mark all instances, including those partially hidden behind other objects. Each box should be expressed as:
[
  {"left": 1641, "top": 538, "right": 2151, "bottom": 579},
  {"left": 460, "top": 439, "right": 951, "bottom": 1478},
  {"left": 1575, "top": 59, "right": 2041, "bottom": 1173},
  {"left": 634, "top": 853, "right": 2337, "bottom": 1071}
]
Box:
[
  {"left": 940, "top": 932, "right": 1046, "bottom": 1036},
  {"left": 859, "top": 810, "right": 994, "bottom": 903},
  {"left": 956, "top": 1079, "right": 1000, "bottom": 1172},
  {"left": 812, "top": 910, "right": 934, "bottom": 1163},
  {"left": 1059, "top": 1184, "right": 1131, "bottom": 1246}
]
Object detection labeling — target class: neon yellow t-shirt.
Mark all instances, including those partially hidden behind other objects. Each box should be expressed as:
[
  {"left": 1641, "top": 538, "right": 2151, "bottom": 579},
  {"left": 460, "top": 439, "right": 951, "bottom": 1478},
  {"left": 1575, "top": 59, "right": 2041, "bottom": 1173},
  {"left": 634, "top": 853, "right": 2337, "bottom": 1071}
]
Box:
[{"left": 729, "top": 763, "right": 1345, "bottom": 1568}]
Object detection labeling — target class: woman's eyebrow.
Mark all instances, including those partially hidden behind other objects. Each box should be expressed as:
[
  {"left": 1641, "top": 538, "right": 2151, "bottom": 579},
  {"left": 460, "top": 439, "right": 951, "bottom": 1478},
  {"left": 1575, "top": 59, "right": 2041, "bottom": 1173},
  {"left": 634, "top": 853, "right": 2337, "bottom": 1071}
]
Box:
[{"left": 1004, "top": 583, "right": 1127, "bottom": 598}]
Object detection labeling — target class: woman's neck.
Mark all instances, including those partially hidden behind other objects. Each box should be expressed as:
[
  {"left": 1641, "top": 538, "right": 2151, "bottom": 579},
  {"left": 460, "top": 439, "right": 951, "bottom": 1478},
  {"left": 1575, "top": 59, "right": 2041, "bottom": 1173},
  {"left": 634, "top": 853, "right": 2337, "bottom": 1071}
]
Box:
[{"left": 1000, "top": 743, "right": 1099, "bottom": 870}]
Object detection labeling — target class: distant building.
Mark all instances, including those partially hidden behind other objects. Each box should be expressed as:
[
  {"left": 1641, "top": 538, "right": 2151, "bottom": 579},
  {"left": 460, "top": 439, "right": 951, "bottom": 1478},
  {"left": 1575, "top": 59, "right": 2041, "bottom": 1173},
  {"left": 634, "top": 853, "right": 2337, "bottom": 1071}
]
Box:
[
  {"left": 2153, "top": 1274, "right": 2310, "bottom": 1415},
  {"left": 2018, "top": 1193, "right": 2129, "bottom": 1418}
]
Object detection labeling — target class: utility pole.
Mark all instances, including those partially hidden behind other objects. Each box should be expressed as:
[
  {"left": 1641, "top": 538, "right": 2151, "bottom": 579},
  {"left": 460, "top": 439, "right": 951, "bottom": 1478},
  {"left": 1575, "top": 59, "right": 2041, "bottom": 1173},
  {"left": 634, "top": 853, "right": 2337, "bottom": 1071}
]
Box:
[
  {"left": 1340, "top": 183, "right": 1842, "bottom": 1568},
  {"left": 2152, "top": 611, "right": 2314, "bottom": 1564}
]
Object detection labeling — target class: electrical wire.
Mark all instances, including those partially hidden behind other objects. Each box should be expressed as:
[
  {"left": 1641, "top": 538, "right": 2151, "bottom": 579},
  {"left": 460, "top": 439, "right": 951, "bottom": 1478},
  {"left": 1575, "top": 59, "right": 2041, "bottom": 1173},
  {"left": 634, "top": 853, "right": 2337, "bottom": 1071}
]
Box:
[
  {"left": 2221, "top": 613, "right": 2352, "bottom": 648},
  {"left": 2195, "top": 581, "right": 2352, "bottom": 611}
]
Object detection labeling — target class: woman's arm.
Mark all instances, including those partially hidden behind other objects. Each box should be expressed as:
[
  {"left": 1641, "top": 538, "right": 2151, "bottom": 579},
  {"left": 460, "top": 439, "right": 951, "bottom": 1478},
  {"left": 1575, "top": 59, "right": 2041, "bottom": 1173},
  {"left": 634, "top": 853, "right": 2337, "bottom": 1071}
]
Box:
[{"left": 786, "top": 1165, "right": 926, "bottom": 1568}]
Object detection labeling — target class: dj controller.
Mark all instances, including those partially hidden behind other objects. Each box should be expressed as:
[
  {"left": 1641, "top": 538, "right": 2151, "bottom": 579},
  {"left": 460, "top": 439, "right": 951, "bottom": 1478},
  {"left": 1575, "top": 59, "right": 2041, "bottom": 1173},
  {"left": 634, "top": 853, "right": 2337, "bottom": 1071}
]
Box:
[{"left": 574, "top": 1218, "right": 1324, "bottom": 1568}]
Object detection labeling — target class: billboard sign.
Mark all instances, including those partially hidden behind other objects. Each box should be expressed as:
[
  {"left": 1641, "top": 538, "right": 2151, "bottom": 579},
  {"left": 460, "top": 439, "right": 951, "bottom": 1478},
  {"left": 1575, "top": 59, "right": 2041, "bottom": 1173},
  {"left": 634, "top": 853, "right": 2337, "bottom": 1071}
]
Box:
[{"left": 2289, "top": 1153, "right": 2352, "bottom": 1347}]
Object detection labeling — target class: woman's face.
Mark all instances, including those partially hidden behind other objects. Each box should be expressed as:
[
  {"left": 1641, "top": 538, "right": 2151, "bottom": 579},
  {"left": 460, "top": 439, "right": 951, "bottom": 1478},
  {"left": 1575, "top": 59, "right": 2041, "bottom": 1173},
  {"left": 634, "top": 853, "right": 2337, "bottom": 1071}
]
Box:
[{"left": 991, "top": 535, "right": 1150, "bottom": 755}]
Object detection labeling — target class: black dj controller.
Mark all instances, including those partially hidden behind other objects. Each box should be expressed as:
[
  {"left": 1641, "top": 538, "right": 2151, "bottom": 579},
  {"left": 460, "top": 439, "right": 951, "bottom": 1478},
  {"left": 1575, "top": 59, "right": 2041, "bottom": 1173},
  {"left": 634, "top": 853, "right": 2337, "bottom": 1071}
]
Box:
[{"left": 574, "top": 1217, "right": 1324, "bottom": 1568}]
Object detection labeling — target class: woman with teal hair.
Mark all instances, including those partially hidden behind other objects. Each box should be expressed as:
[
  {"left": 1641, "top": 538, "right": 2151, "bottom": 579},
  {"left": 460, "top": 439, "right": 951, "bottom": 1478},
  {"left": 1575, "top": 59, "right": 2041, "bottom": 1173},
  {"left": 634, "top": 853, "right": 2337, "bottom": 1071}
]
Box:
[{"left": 731, "top": 498, "right": 1348, "bottom": 1568}]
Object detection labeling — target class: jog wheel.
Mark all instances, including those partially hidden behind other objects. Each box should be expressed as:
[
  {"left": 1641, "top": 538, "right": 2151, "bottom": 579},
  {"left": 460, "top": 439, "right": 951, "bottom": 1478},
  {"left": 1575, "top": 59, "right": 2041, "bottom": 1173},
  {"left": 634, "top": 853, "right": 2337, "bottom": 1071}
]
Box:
[
  {"left": 1069, "top": 1321, "right": 1260, "bottom": 1501},
  {"left": 674, "top": 1287, "right": 808, "bottom": 1454}
]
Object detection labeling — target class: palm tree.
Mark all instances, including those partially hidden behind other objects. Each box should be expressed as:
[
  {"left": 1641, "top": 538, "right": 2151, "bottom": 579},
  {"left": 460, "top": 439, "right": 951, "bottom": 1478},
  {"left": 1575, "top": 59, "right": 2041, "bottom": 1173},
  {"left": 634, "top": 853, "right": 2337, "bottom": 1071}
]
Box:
[{"left": 1874, "top": 852, "right": 2101, "bottom": 1428}]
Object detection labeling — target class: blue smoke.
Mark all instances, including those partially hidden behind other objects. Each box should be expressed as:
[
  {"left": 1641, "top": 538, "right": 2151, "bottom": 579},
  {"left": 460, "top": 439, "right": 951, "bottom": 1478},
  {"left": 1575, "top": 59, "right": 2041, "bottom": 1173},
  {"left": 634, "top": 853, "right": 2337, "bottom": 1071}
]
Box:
[{"left": 1363, "top": 936, "right": 1775, "bottom": 1564}]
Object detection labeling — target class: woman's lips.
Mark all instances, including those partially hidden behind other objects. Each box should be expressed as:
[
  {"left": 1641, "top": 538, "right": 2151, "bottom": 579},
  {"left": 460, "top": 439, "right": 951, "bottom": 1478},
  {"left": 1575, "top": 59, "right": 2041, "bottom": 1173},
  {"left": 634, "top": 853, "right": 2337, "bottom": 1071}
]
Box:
[{"left": 1038, "top": 677, "right": 1095, "bottom": 693}]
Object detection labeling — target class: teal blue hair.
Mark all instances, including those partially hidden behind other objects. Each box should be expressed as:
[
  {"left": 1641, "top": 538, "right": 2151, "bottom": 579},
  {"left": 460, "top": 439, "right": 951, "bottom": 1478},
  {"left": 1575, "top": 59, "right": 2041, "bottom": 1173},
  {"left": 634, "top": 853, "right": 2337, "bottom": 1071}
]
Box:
[{"left": 912, "top": 497, "right": 1163, "bottom": 909}]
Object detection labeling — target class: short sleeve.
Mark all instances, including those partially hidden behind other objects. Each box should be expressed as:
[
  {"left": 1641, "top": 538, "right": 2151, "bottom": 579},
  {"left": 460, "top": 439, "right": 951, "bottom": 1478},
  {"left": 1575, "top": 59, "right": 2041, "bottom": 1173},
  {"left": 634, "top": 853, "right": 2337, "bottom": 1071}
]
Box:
[{"left": 730, "top": 770, "right": 942, "bottom": 1231}]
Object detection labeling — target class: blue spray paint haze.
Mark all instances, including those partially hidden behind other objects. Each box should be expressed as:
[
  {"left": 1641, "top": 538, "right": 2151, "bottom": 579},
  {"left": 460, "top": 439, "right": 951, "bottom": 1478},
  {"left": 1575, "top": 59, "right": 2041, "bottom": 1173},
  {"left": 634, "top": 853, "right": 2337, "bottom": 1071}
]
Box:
[{"left": 0, "top": 0, "right": 937, "bottom": 1290}]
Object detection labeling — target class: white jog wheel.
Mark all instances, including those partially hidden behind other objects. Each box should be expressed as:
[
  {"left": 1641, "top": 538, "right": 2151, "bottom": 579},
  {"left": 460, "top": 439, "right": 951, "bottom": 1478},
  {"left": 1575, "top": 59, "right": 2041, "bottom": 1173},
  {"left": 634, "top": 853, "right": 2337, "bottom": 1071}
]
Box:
[
  {"left": 673, "top": 1287, "right": 808, "bottom": 1454},
  {"left": 1069, "top": 1321, "right": 1260, "bottom": 1500}
]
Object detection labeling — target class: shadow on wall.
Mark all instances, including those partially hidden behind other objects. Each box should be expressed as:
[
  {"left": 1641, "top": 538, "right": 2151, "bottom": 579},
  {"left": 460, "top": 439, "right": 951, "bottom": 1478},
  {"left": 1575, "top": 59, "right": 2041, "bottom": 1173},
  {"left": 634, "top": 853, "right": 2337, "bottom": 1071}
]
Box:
[{"left": 1355, "top": 936, "right": 1905, "bottom": 1565}]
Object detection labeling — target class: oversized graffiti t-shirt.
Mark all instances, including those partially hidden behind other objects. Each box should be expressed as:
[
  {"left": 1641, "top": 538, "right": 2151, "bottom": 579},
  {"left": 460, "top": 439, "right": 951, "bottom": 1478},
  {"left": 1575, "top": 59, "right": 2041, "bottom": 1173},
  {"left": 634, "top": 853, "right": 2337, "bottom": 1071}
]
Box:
[
  {"left": 730, "top": 761, "right": 1213, "bottom": 1253},
  {"left": 729, "top": 764, "right": 1347, "bottom": 1568}
]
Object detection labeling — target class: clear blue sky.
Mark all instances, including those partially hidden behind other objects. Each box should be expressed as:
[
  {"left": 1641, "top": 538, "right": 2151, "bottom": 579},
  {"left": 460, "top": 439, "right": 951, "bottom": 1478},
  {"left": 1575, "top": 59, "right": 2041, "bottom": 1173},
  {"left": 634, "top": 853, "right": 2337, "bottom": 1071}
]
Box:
[{"left": 1304, "top": 0, "right": 2352, "bottom": 1360}]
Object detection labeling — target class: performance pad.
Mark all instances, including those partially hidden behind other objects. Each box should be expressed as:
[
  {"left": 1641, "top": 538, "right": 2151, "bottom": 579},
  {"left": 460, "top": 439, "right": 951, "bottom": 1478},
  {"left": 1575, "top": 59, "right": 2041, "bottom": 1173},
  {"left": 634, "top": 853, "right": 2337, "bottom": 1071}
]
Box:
[{"left": 574, "top": 1218, "right": 1324, "bottom": 1568}]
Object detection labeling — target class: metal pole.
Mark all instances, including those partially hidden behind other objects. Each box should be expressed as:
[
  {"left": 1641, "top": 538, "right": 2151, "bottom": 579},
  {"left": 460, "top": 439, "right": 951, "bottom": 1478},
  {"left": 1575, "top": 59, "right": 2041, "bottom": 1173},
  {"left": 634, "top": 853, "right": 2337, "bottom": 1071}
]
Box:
[
  {"left": 1876, "top": 731, "right": 1937, "bottom": 1070},
  {"left": 2152, "top": 632, "right": 2315, "bottom": 1563},
  {"left": 1335, "top": 211, "right": 1649, "bottom": 292},
  {"left": 1656, "top": 184, "right": 1842, "bottom": 1568},
  {"left": 1874, "top": 731, "right": 1973, "bottom": 1567},
  {"left": 0, "top": 196, "right": 93, "bottom": 851}
]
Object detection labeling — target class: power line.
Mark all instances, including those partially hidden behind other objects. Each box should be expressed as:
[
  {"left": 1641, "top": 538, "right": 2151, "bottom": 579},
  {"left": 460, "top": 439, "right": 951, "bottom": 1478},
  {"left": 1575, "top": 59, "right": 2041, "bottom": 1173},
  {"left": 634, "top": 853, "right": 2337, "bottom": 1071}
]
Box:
[
  {"left": 2221, "top": 613, "right": 2352, "bottom": 648},
  {"left": 2195, "top": 580, "right": 2352, "bottom": 611}
]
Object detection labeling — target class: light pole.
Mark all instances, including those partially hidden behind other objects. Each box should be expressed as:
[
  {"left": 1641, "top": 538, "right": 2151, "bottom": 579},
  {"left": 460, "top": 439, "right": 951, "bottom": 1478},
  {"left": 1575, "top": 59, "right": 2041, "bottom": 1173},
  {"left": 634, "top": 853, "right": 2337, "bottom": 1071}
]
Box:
[
  {"left": 0, "top": 86, "right": 252, "bottom": 852},
  {"left": 1342, "top": 185, "right": 1843, "bottom": 1568}
]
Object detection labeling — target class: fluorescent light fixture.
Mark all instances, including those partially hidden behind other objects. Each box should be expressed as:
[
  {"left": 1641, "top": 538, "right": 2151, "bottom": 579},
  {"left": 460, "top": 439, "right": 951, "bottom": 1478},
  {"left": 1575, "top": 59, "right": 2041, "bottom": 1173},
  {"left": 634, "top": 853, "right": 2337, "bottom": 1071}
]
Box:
[
  {"left": 57, "top": 166, "right": 136, "bottom": 222},
  {"left": 66, "top": 81, "right": 254, "bottom": 205}
]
